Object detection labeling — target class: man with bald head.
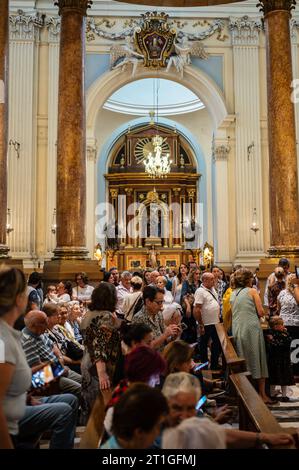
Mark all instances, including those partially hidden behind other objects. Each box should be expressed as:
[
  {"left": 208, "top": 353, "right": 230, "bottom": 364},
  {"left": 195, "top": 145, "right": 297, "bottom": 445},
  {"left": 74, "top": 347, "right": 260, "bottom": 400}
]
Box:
[
  {"left": 193, "top": 272, "right": 221, "bottom": 370},
  {"left": 21, "top": 310, "right": 81, "bottom": 398}
]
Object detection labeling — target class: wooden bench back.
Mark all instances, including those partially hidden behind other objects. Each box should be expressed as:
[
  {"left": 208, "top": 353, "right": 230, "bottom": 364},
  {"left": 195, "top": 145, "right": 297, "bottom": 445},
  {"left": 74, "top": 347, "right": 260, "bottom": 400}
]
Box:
[
  {"left": 79, "top": 391, "right": 110, "bottom": 449},
  {"left": 215, "top": 323, "right": 247, "bottom": 373}
]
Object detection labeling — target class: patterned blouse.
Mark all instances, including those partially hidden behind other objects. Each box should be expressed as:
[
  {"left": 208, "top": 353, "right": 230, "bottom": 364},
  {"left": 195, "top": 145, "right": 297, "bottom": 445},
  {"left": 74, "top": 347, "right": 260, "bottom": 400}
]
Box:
[
  {"left": 81, "top": 310, "right": 121, "bottom": 366},
  {"left": 277, "top": 289, "right": 299, "bottom": 327}
]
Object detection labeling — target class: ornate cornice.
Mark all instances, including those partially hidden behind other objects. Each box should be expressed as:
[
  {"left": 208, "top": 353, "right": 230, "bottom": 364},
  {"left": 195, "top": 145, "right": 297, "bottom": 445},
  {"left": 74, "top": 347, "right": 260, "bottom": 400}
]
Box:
[
  {"left": 229, "top": 16, "right": 263, "bottom": 45},
  {"left": 9, "top": 10, "right": 45, "bottom": 41},
  {"left": 54, "top": 0, "right": 93, "bottom": 16},
  {"left": 45, "top": 16, "right": 61, "bottom": 42},
  {"left": 257, "top": 0, "right": 296, "bottom": 16}
]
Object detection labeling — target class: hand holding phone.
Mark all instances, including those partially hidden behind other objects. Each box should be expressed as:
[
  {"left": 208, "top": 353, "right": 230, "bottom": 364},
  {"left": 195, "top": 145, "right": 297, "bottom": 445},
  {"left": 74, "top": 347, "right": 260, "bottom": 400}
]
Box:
[
  {"left": 193, "top": 361, "right": 209, "bottom": 373},
  {"left": 195, "top": 395, "right": 207, "bottom": 411}
]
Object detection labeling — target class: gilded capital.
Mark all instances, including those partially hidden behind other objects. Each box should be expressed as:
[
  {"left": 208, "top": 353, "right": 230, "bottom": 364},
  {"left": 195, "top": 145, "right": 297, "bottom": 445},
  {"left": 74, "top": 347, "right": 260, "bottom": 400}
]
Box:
[
  {"left": 54, "top": 0, "right": 93, "bottom": 16},
  {"left": 187, "top": 188, "right": 196, "bottom": 199},
  {"left": 124, "top": 187, "right": 133, "bottom": 197},
  {"left": 257, "top": 0, "right": 296, "bottom": 16},
  {"left": 172, "top": 188, "right": 181, "bottom": 197},
  {"left": 110, "top": 188, "right": 118, "bottom": 199}
]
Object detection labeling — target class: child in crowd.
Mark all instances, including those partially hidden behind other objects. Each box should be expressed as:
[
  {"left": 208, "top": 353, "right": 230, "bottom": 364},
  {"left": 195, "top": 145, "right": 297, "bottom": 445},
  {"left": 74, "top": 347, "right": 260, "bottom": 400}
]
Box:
[
  {"left": 267, "top": 267, "right": 286, "bottom": 317},
  {"left": 266, "top": 316, "right": 294, "bottom": 401}
]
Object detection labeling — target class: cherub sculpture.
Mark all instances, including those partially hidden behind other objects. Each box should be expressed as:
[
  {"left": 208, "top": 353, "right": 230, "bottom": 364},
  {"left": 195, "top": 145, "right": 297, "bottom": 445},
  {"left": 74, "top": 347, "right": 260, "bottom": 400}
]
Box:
[
  {"left": 166, "top": 36, "right": 208, "bottom": 78},
  {"left": 110, "top": 36, "right": 144, "bottom": 77}
]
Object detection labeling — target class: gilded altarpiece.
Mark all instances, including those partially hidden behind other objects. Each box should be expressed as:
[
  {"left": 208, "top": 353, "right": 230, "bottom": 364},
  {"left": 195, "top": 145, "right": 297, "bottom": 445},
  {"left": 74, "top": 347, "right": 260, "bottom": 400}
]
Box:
[{"left": 105, "top": 124, "right": 201, "bottom": 270}]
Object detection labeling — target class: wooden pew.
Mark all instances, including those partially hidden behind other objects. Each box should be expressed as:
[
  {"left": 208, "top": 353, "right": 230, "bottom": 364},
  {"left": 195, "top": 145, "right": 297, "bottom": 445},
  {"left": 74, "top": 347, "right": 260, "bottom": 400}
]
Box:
[
  {"left": 230, "top": 372, "right": 298, "bottom": 448},
  {"left": 79, "top": 390, "right": 111, "bottom": 449},
  {"left": 215, "top": 323, "right": 247, "bottom": 374},
  {"left": 216, "top": 324, "right": 298, "bottom": 447}
]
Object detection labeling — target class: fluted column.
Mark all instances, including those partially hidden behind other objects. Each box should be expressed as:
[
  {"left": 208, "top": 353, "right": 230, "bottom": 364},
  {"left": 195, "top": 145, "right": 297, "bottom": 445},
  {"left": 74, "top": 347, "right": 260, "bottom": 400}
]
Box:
[
  {"left": 258, "top": 0, "right": 299, "bottom": 256},
  {"left": 0, "top": 0, "right": 9, "bottom": 257},
  {"left": 53, "top": 0, "right": 92, "bottom": 259},
  {"left": 172, "top": 188, "right": 181, "bottom": 248},
  {"left": 212, "top": 140, "right": 230, "bottom": 264},
  {"left": 229, "top": 16, "right": 265, "bottom": 261},
  {"left": 125, "top": 188, "right": 134, "bottom": 248}
]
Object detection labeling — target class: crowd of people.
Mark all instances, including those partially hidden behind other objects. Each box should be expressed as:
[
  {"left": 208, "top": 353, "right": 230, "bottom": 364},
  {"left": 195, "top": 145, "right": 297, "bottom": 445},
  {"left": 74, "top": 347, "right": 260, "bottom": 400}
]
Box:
[{"left": 0, "top": 257, "right": 298, "bottom": 449}]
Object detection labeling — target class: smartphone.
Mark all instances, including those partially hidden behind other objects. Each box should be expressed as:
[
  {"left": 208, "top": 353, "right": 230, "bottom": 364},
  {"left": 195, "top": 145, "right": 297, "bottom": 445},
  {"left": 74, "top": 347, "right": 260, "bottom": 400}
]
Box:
[
  {"left": 51, "top": 360, "right": 65, "bottom": 378},
  {"left": 295, "top": 266, "right": 299, "bottom": 279},
  {"left": 193, "top": 361, "right": 209, "bottom": 372},
  {"left": 195, "top": 395, "right": 207, "bottom": 411},
  {"left": 31, "top": 364, "right": 54, "bottom": 388}
]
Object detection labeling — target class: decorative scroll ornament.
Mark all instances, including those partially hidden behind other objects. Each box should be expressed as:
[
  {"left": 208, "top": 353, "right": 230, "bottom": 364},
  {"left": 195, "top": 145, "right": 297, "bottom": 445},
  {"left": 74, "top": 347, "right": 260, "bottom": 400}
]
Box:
[
  {"left": 134, "top": 12, "right": 177, "bottom": 68},
  {"left": 87, "top": 17, "right": 226, "bottom": 43},
  {"left": 257, "top": 0, "right": 296, "bottom": 15}
]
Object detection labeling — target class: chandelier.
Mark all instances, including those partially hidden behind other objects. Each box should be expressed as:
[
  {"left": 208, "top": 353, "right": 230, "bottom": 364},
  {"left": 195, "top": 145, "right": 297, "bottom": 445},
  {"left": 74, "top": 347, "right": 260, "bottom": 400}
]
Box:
[
  {"left": 143, "top": 79, "right": 172, "bottom": 178},
  {"left": 144, "top": 134, "right": 172, "bottom": 178}
]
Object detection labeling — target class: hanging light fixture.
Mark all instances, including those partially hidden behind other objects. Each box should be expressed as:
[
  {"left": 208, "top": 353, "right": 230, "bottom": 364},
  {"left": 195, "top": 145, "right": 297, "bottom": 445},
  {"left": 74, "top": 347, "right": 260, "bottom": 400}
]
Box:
[
  {"left": 143, "top": 79, "right": 172, "bottom": 179},
  {"left": 250, "top": 207, "right": 259, "bottom": 234}
]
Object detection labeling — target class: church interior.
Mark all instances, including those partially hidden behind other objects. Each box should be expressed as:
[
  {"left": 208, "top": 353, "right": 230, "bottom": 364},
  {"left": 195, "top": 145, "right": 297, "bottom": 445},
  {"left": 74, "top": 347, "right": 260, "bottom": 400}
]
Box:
[{"left": 1, "top": 0, "right": 299, "bottom": 454}]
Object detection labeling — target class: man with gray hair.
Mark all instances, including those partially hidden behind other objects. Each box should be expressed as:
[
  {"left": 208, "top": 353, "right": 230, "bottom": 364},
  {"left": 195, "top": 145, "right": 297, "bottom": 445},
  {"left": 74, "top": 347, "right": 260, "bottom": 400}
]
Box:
[
  {"left": 116, "top": 271, "right": 132, "bottom": 317},
  {"left": 193, "top": 272, "right": 221, "bottom": 370},
  {"left": 21, "top": 310, "right": 81, "bottom": 398},
  {"left": 161, "top": 372, "right": 294, "bottom": 449}
]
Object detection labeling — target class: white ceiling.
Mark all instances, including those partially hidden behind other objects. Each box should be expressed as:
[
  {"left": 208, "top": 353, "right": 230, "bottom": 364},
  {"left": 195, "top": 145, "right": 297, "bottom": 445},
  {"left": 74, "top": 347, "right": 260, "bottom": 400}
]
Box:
[{"left": 103, "top": 78, "right": 205, "bottom": 116}]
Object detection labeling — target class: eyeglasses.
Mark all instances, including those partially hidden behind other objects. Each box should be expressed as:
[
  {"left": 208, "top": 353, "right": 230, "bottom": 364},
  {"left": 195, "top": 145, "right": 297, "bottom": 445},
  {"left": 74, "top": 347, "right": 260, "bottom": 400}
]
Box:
[{"left": 153, "top": 300, "right": 164, "bottom": 305}]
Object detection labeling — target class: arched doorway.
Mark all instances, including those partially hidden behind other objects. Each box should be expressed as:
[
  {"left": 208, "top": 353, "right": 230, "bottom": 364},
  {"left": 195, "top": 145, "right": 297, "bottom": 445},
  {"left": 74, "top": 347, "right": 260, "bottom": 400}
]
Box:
[{"left": 86, "top": 66, "right": 231, "bottom": 265}]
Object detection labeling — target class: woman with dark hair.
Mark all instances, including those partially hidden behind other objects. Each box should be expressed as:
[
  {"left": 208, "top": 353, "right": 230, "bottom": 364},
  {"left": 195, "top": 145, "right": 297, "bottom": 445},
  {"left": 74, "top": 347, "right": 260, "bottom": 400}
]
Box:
[
  {"left": 102, "top": 384, "right": 168, "bottom": 449},
  {"left": 230, "top": 268, "right": 272, "bottom": 404},
  {"left": 80, "top": 282, "right": 122, "bottom": 424},
  {"left": 120, "top": 323, "right": 153, "bottom": 354},
  {"left": 56, "top": 280, "right": 72, "bottom": 302},
  {"left": 103, "top": 346, "right": 166, "bottom": 436},
  {"left": 143, "top": 269, "right": 152, "bottom": 286},
  {"left": 172, "top": 263, "right": 189, "bottom": 304},
  {"left": 103, "top": 271, "right": 114, "bottom": 284},
  {"left": 0, "top": 268, "right": 30, "bottom": 448},
  {"left": 72, "top": 272, "right": 94, "bottom": 303},
  {"left": 180, "top": 268, "right": 201, "bottom": 344}
]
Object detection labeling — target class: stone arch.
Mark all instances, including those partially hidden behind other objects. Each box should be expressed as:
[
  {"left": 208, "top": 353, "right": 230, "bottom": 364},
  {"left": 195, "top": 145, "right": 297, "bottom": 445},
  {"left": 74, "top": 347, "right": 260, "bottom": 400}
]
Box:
[{"left": 86, "top": 65, "right": 229, "bottom": 138}]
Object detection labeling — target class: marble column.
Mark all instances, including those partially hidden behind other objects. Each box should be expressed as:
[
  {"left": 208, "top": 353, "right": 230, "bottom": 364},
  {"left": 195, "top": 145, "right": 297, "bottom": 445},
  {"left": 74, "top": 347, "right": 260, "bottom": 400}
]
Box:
[
  {"left": 53, "top": 0, "right": 92, "bottom": 259},
  {"left": 0, "top": 0, "right": 9, "bottom": 257},
  {"left": 258, "top": 0, "right": 299, "bottom": 256}
]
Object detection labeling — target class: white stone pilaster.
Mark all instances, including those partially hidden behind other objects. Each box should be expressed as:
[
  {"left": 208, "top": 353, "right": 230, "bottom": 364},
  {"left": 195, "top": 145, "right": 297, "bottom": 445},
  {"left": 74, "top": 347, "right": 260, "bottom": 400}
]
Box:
[
  {"left": 8, "top": 11, "right": 43, "bottom": 260},
  {"left": 212, "top": 131, "right": 231, "bottom": 265},
  {"left": 230, "top": 16, "right": 265, "bottom": 262},
  {"left": 45, "top": 17, "right": 60, "bottom": 258}
]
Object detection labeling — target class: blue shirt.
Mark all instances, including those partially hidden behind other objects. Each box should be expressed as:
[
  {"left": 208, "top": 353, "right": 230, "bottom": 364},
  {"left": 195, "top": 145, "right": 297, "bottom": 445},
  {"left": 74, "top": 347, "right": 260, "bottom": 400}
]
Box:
[{"left": 100, "top": 435, "right": 123, "bottom": 449}]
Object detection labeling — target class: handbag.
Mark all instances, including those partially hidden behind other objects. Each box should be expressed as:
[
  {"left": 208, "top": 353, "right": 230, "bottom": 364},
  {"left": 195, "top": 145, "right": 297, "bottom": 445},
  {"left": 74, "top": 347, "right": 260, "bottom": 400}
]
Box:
[{"left": 65, "top": 340, "right": 83, "bottom": 360}]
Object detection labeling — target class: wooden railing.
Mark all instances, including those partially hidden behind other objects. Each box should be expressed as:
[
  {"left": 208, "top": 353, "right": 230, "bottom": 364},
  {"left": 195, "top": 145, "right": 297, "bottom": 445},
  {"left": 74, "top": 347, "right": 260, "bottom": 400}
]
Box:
[{"left": 216, "top": 323, "right": 298, "bottom": 447}]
